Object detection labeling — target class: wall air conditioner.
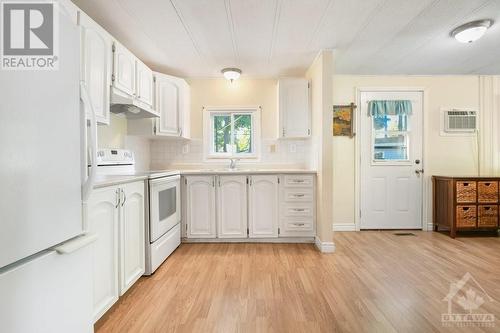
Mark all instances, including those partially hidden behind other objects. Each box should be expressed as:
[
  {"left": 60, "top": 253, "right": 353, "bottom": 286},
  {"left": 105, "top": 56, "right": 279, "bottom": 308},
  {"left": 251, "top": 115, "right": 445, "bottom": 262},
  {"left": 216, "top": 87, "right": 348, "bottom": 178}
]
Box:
[{"left": 441, "top": 109, "right": 477, "bottom": 135}]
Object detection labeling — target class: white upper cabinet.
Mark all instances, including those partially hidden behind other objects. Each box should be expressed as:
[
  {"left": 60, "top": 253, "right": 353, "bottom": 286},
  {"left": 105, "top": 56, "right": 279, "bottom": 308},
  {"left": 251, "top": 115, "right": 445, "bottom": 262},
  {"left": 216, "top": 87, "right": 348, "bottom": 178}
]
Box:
[
  {"left": 79, "top": 12, "right": 112, "bottom": 124},
  {"left": 186, "top": 176, "right": 216, "bottom": 238},
  {"left": 119, "top": 181, "right": 145, "bottom": 296},
  {"left": 154, "top": 73, "right": 191, "bottom": 139},
  {"left": 248, "top": 175, "right": 279, "bottom": 238},
  {"left": 135, "top": 59, "right": 154, "bottom": 107},
  {"left": 112, "top": 42, "right": 136, "bottom": 97},
  {"left": 278, "top": 78, "right": 311, "bottom": 138},
  {"left": 217, "top": 176, "right": 248, "bottom": 238}
]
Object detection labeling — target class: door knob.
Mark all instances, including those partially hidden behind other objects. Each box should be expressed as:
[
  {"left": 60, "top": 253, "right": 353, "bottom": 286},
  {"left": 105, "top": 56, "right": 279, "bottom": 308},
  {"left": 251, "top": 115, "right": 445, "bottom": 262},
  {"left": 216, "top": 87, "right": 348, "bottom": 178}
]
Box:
[{"left": 415, "top": 169, "right": 424, "bottom": 176}]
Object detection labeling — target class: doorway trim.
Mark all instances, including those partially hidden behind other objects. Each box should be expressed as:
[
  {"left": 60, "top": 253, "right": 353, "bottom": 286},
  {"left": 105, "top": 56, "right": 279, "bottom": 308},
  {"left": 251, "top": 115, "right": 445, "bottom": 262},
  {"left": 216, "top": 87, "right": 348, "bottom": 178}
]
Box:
[{"left": 354, "top": 87, "right": 429, "bottom": 231}]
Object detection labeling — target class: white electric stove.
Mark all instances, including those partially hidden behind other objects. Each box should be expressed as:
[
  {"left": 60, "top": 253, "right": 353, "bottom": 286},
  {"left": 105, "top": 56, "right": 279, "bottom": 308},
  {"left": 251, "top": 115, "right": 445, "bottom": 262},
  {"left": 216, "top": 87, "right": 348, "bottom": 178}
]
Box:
[{"left": 97, "top": 148, "right": 181, "bottom": 275}]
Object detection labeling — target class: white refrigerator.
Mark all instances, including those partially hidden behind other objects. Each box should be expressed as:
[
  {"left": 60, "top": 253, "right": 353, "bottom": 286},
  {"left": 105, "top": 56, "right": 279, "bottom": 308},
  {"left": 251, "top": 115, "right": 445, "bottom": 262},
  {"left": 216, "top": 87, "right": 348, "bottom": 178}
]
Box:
[{"left": 0, "top": 1, "right": 98, "bottom": 332}]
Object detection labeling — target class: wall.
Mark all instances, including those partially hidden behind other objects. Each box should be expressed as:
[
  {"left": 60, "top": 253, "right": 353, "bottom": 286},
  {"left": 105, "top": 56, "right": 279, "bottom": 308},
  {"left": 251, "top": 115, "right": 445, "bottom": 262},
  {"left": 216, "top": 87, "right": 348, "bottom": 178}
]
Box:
[
  {"left": 188, "top": 78, "right": 278, "bottom": 139},
  {"left": 331, "top": 75, "right": 482, "bottom": 230},
  {"left": 150, "top": 77, "right": 313, "bottom": 169},
  {"left": 306, "top": 51, "right": 334, "bottom": 249}
]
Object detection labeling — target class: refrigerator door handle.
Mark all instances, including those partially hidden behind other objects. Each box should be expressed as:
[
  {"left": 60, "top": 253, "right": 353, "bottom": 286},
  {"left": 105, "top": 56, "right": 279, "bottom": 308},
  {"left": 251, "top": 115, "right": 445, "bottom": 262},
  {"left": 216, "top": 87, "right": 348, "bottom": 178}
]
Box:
[
  {"left": 53, "top": 233, "right": 98, "bottom": 255},
  {"left": 80, "top": 81, "right": 98, "bottom": 203}
]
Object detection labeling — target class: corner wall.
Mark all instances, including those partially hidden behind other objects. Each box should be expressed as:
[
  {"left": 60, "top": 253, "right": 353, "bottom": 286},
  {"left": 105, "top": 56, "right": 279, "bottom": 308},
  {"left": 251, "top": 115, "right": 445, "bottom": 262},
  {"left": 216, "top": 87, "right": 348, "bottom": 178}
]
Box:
[{"left": 306, "top": 51, "right": 334, "bottom": 250}]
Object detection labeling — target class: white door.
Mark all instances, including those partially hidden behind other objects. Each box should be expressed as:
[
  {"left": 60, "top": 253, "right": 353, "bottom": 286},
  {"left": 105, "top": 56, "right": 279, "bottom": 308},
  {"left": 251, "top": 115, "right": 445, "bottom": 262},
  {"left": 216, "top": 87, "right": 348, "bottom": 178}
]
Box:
[
  {"left": 360, "top": 90, "right": 423, "bottom": 229},
  {"left": 248, "top": 175, "right": 279, "bottom": 238},
  {"left": 136, "top": 60, "right": 153, "bottom": 107},
  {"left": 279, "top": 79, "right": 311, "bottom": 138},
  {"left": 186, "top": 176, "right": 216, "bottom": 238},
  {"left": 155, "top": 75, "right": 180, "bottom": 136},
  {"left": 86, "top": 186, "right": 120, "bottom": 322},
  {"left": 113, "top": 42, "right": 135, "bottom": 96},
  {"left": 119, "top": 182, "right": 145, "bottom": 296},
  {"left": 80, "top": 12, "right": 112, "bottom": 124},
  {"left": 217, "top": 176, "right": 248, "bottom": 238}
]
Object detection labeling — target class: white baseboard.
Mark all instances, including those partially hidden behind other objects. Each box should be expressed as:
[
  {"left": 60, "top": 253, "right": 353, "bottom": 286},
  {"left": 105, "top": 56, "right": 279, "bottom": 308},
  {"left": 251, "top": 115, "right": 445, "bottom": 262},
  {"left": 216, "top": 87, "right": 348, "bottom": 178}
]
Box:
[
  {"left": 426, "top": 222, "right": 434, "bottom": 231},
  {"left": 182, "top": 237, "right": 315, "bottom": 243},
  {"left": 332, "top": 223, "right": 357, "bottom": 231},
  {"left": 314, "top": 236, "right": 335, "bottom": 253}
]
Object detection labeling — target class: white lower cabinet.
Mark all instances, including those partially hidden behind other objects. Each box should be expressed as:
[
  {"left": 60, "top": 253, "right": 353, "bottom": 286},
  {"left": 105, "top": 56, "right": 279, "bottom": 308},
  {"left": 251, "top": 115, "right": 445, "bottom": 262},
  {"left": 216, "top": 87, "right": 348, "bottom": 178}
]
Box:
[
  {"left": 86, "top": 181, "right": 145, "bottom": 323},
  {"left": 119, "top": 181, "right": 145, "bottom": 295},
  {"left": 186, "top": 176, "right": 216, "bottom": 238},
  {"left": 217, "top": 176, "right": 248, "bottom": 238},
  {"left": 248, "top": 175, "right": 279, "bottom": 238}
]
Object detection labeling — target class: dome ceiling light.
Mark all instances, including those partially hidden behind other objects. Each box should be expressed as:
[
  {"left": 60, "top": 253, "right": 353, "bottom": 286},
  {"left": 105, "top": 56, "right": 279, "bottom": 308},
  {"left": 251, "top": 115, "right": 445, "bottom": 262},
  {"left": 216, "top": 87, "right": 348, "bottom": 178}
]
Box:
[
  {"left": 221, "top": 68, "right": 241, "bottom": 82},
  {"left": 451, "top": 19, "right": 493, "bottom": 43}
]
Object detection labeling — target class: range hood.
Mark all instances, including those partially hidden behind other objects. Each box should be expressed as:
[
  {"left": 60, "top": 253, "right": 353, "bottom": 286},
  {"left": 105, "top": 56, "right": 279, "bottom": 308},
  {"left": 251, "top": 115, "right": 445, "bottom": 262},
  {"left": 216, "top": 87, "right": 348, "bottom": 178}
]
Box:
[{"left": 110, "top": 87, "right": 159, "bottom": 119}]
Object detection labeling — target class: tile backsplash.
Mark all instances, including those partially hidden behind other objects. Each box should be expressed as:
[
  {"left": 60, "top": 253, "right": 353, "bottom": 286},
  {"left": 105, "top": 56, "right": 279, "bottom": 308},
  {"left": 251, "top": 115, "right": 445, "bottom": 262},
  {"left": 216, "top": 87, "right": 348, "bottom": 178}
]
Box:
[{"left": 150, "top": 138, "right": 314, "bottom": 169}]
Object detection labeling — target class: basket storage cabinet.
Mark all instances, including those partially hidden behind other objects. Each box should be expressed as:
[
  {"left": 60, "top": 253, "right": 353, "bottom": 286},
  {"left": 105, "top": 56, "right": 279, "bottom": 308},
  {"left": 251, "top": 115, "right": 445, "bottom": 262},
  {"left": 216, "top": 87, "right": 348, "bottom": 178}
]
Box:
[{"left": 432, "top": 176, "right": 500, "bottom": 238}]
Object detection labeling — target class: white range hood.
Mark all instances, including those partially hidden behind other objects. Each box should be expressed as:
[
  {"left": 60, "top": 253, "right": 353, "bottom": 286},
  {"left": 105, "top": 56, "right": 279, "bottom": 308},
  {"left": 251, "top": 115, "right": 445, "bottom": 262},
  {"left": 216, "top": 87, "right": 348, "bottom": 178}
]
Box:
[{"left": 110, "top": 87, "right": 159, "bottom": 119}]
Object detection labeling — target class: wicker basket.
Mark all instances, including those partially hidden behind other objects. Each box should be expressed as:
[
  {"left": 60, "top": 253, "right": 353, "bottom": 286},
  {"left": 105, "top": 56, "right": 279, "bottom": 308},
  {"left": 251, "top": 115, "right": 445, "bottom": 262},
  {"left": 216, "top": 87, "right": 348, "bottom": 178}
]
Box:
[
  {"left": 456, "top": 181, "right": 476, "bottom": 203},
  {"left": 478, "top": 181, "right": 498, "bottom": 203},
  {"left": 456, "top": 205, "right": 476, "bottom": 228},
  {"left": 478, "top": 205, "right": 498, "bottom": 227}
]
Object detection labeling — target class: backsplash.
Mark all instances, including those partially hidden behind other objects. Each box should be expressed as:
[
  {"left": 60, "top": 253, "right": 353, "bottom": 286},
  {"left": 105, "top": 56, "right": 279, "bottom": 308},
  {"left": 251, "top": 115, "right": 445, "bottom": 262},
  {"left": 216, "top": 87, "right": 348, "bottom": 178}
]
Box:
[{"left": 150, "top": 138, "right": 314, "bottom": 169}]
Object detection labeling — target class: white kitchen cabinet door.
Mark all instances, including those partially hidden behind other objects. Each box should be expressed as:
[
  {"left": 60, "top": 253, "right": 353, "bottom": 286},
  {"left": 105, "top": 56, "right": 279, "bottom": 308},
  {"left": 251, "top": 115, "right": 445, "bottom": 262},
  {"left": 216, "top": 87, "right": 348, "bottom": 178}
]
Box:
[
  {"left": 155, "top": 73, "right": 180, "bottom": 136},
  {"left": 186, "top": 176, "right": 216, "bottom": 238},
  {"left": 86, "top": 186, "right": 120, "bottom": 323},
  {"left": 80, "top": 12, "right": 112, "bottom": 124},
  {"left": 112, "top": 42, "right": 136, "bottom": 97},
  {"left": 278, "top": 79, "right": 311, "bottom": 138},
  {"left": 135, "top": 60, "right": 153, "bottom": 107},
  {"left": 217, "top": 176, "right": 248, "bottom": 238},
  {"left": 119, "top": 181, "right": 145, "bottom": 296},
  {"left": 248, "top": 175, "right": 279, "bottom": 238}
]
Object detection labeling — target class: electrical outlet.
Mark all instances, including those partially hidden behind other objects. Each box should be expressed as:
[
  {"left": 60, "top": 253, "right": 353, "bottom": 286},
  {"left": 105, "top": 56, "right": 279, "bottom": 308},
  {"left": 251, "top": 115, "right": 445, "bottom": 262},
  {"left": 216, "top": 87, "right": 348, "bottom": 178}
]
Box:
[
  {"left": 267, "top": 144, "right": 276, "bottom": 153},
  {"left": 289, "top": 143, "right": 296, "bottom": 153},
  {"left": 182, "top": 144, "right": 189, "bottom": 154}
]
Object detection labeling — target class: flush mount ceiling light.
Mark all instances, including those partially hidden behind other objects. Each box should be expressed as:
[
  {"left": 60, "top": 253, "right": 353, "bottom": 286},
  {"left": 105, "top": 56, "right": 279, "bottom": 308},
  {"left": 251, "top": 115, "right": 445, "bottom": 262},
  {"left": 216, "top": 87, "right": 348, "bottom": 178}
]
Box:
[
  {"left": 221, "top": 68, "right": 241, "bottom": 82},
  {"left": 451, "top": 19, "right": 493, "bottom": 43}
]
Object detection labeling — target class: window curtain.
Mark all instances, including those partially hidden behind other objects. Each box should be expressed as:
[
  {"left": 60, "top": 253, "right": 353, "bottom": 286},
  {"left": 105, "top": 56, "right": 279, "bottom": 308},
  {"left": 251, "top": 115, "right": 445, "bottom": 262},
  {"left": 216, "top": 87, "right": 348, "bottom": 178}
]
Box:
[{"left": 368, "top": 100, "right": 412, "bottom": 117}]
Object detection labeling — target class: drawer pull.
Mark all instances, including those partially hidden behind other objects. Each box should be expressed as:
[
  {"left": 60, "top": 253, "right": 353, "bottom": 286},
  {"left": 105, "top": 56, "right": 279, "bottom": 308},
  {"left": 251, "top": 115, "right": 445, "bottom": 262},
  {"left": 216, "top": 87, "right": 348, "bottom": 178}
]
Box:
[
  {"left": 293, "top": 194, "right": 305, "bottom": 197},
  {"left": 293, "top": 223, "right": 305, "bottom": 226},
  {"left": 484, "top": 182, "right": 491, "bottom": 186},
  {"left": 485, "top": 207, "right": 491, "bottom": 211},
  {"left": 292, "top": 180, "right": 305, "bottom": 183},
  {"left": 463, "top": 207, "right": 470, "bottom": 211},
  {"left": 293, "top": 208, "right": 306, "bottom": 212},
  {"left": 463, "top": 183, "right": 469, "bottom": 186}
]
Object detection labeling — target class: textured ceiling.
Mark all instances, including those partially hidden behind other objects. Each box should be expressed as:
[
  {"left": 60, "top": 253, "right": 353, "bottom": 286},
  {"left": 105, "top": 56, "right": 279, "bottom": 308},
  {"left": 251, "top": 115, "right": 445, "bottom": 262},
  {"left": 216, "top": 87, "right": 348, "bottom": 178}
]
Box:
[{"left": 72, "top": 0, "right": 500, "bottom": 77}]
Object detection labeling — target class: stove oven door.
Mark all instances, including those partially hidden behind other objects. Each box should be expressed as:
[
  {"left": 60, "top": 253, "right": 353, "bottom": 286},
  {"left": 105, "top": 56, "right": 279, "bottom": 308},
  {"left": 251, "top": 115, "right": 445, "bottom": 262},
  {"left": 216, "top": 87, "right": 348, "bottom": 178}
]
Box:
[{"left": 149, "top": 175, "right": 181, "bottom": 242}]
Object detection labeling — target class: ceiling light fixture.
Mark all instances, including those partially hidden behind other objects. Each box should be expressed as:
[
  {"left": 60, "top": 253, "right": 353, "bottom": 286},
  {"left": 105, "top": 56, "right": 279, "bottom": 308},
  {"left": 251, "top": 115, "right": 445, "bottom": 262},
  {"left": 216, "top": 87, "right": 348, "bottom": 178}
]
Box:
[
  {"left": 451, "top": 19, "right": 493, "bottom": 43},
  {"left": 221, "top": 68, "right": 241, "bottom": 82}
]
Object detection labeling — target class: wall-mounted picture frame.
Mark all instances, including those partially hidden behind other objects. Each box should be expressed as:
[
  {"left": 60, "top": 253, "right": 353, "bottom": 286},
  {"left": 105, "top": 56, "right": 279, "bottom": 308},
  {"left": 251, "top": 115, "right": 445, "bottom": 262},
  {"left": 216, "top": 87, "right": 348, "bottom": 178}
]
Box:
[{"left": 333, "top": 103, "right": 356, "bottom": 138}]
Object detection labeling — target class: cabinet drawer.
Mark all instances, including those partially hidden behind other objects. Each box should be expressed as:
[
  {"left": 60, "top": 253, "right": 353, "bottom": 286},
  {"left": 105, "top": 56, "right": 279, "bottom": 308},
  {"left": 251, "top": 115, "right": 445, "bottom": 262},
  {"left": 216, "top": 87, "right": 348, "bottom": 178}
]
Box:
[
  {"left": 283, "top": 188, "right": 313, "bottom": 202},
  {"left": 283, "top": 204, "right": 314, "bottom": 217},
  {"left": 456, "top": 205, "right": 476, "bottom": 228},
  {"left": 478, "top": 205, "right": 498, "bottom": 227},
  {"left": 478, "top": 181, "right": 498, "bottom": 203},
  {"left": 284, "top": 175, "right": 314, "bottom": 187},
  {"left": 456, "top": 181, "right": 476, "bottom": 203},
  {"left": 282, "top": 218, "right": 314, "bottom": 232}
]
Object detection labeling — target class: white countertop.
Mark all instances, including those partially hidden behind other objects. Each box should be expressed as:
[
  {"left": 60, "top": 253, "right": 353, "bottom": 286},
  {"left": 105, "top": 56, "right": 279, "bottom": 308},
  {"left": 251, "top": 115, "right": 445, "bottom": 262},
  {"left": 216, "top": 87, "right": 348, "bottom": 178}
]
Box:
[{"left": 93, "top": 169, "right": 316, "bottom": 188}]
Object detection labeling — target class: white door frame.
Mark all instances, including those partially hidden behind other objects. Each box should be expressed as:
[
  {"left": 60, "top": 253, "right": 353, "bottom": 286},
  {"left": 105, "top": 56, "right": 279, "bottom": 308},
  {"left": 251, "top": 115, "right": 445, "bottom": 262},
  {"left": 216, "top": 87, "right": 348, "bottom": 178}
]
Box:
[{"left": 354, "top": 87, "right": 429, "bottom": 231}]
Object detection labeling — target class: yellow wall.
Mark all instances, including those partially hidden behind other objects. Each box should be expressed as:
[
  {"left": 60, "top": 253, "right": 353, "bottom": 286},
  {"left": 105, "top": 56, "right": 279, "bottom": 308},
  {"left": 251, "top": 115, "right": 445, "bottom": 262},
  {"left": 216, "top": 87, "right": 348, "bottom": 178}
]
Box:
[
  {"left": 332, "top": 75, "right": 480, "bottom": 228},
  {"left": 187, "top": 78, "right": 278, "bottom": 139},
  {"left": 97, "top": 113, "right": 128, "bottom": 148}
]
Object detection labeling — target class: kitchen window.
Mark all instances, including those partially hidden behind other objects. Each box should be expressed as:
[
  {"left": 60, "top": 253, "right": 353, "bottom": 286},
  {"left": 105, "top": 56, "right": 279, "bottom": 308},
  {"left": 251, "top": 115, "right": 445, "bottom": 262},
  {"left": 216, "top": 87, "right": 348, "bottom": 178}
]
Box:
[{"left": 203, "top": 107, "right": 261, "bottom": 159}]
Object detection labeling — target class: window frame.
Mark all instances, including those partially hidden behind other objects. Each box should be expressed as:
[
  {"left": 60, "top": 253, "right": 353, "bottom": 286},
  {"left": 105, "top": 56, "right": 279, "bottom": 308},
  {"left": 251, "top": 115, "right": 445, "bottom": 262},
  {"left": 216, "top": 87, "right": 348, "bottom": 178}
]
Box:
[
  {"left": 203, "top": 106, "right": 261, "bottom": 160},
  {"left": 370, "top": 114, "right": 412, "bottom": 165}
]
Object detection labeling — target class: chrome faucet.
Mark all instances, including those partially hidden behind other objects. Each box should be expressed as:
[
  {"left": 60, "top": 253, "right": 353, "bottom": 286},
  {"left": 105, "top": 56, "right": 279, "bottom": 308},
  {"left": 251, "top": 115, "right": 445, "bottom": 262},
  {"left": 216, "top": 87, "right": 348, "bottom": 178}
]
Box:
[{"left": 229, "top": 158, "right": 239, "bottom": 170}]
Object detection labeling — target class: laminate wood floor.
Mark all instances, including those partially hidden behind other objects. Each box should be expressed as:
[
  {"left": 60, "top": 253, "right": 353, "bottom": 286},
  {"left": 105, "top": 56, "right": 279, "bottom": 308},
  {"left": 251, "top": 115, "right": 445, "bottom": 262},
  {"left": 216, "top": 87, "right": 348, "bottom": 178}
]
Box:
[{"left": 95, "top": 231, "right": 500, "bottom": 332}]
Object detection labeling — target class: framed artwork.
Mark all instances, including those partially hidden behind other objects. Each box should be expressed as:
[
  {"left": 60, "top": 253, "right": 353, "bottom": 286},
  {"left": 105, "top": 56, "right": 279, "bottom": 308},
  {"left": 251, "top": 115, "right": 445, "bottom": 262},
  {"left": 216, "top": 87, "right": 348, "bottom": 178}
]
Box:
[{"left": 333, "top": 103, "right": 356, "bottom": 138}]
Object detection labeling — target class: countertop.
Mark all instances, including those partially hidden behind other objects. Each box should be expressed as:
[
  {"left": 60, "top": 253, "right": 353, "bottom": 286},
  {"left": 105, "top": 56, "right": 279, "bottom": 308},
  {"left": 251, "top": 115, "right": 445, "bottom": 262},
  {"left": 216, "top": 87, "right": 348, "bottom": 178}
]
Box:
[{"left": 93, "top": 169, "right": 317, "bottom": 188}]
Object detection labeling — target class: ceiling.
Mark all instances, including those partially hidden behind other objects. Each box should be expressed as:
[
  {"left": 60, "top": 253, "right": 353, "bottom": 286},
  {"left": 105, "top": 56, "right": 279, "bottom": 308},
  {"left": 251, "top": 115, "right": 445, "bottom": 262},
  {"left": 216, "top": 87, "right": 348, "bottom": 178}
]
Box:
[{"left": 72, "top": 0, "right": 500, "bottom": 77}]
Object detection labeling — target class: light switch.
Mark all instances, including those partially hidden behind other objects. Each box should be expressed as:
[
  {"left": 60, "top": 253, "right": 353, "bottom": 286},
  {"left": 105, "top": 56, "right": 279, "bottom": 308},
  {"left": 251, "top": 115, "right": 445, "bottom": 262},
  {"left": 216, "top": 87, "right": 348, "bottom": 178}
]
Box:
[{"left": 289, "top": 143, "right": 297, "bottom": 153}]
